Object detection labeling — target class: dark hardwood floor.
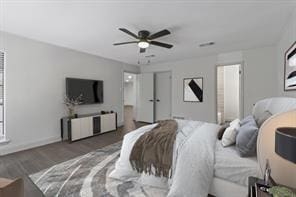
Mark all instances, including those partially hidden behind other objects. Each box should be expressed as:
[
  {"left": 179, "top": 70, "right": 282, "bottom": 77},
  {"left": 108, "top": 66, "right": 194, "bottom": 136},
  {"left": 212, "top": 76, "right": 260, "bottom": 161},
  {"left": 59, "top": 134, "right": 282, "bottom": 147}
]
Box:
[{"left": 0, "top": 106, "right": 146, "bottom": 197}]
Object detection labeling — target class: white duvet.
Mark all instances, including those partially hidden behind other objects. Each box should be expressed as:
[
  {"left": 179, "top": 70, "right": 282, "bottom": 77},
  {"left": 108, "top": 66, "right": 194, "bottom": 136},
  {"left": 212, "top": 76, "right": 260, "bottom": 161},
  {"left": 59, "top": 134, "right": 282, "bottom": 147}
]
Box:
[{"left": 109, "top": 120, "right": 220, "bottom": 197}]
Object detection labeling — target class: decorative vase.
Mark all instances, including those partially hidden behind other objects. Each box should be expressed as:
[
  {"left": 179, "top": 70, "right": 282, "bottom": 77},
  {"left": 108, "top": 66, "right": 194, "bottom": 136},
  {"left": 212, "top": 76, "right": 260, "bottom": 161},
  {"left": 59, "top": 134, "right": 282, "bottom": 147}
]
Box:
[{"left": 68, "top": 108, "right": 75, "bottom": 118}]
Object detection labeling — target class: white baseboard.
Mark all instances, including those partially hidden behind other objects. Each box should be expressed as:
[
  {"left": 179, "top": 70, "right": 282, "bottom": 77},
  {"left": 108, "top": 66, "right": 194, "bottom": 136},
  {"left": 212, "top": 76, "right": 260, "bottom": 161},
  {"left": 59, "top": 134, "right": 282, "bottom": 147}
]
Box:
[
  {"left": 1, "top": 120, "right": 123, "bottom": 156},
  {"left": 0, "top": 136, "right": 61, "bottom": 156},
  {"left": 118, "top": 121, "right": 124, "bottom": 127}
]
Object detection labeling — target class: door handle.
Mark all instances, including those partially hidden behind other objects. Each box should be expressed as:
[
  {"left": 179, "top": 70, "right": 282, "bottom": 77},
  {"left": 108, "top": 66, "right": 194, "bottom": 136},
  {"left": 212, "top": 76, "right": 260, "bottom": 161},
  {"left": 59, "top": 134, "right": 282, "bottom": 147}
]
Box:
[
  {"left": 156, "top": 99, "right": 160, "bottom": 102},
  {"left": 149, "top": 99, "right": 154, "bottom": 102}
]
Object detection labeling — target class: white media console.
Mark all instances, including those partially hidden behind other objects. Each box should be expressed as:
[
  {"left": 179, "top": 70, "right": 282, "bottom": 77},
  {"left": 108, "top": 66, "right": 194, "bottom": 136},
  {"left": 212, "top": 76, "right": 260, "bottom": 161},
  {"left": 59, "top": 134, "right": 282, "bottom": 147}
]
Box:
[{"left": 60, "top": 112, "right": 117, "bottom": 142}]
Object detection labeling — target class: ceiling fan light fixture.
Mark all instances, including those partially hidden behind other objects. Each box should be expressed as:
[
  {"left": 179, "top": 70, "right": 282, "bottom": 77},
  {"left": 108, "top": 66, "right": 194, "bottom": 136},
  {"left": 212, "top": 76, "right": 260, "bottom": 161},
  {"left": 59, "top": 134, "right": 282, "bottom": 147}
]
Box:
[{"left": 138, "top": 41, "right": 149, "bottom": 49}]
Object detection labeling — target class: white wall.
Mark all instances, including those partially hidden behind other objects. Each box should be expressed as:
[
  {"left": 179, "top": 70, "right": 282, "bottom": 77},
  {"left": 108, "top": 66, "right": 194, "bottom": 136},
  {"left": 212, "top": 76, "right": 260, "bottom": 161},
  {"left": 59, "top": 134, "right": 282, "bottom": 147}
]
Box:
[
  {"left": 142, "top": 56, "right": 217, "bottom": 122},
  {"left": 223, "top": 65, "right": 240, "bottom": 121},
  {"left": 0, "top": 32, "right": 140, "bottom": 155},
  {"left": 141, "top": 46, "right": 278, "bottom": 123},
  {"left": 243, "top": 46, "right": 278, "bottom": 115},
  {"left": 277, "top": 8, "right": 296, "bottom": 97}
]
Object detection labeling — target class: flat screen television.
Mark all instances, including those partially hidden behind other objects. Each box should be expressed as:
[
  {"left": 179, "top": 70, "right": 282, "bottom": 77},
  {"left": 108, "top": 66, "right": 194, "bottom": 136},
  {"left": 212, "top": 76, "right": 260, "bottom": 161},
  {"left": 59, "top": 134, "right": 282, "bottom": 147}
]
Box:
[{"left": 66, "top": 78, "right": 103, "bottom": 104}]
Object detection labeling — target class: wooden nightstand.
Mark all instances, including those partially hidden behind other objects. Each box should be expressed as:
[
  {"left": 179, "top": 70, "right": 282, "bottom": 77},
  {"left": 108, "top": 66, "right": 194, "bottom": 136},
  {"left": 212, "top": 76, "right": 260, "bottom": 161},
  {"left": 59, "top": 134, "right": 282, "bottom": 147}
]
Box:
[
  {"left": 248, "top": 177, "right": 272, "bottom": 197},
  {"left": 249, "top": 176, "right": 296, "bottom": 197}
]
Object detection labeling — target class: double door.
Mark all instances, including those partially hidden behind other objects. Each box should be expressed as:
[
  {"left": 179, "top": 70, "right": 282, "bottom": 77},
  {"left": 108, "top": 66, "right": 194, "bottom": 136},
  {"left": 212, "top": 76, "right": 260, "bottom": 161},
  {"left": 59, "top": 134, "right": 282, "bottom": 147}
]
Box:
[{"left": 137, "top": 72, "right": 171, "bottom": 123}]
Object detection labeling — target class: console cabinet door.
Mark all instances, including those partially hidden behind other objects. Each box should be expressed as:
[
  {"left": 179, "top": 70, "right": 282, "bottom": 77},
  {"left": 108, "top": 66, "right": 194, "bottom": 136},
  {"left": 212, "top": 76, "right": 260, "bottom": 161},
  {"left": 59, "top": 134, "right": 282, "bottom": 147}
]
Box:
[
  {"left": 80, "top": 117, "right": 93, "bottom": 138},
  {"left": 101, "top": 114, "right": 116, "bottom": 133},
  {"left": 71, "top": 118, "right": 81, "bottom": 141}
]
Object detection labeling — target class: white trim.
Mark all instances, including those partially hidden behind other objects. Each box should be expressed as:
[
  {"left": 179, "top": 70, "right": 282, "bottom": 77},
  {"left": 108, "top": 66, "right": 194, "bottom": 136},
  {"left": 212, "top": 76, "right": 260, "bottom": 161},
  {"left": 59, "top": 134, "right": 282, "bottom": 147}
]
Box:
[
  {"left": 0, "top": 137, "right": 10, "bottom": 145},
  {"left": 0, "top": 50, "right": 5, "bottom": 139},
  {"left": 0, "top": 135, "right": 61, "bottom": 156}
]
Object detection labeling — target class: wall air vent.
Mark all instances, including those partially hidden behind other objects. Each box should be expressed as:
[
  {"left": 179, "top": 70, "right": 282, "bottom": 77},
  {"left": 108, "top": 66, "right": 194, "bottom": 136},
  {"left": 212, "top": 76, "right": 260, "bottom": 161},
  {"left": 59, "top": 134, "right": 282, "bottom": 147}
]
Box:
[
  {"left": 138, "top": 59, "right": 151, "bottom": 65},
  {"left": 145, "top": 54, "right": 155, "bottom": 58},
  {"left": 199, "top": 42, "right": 215, "bottom": 47}
]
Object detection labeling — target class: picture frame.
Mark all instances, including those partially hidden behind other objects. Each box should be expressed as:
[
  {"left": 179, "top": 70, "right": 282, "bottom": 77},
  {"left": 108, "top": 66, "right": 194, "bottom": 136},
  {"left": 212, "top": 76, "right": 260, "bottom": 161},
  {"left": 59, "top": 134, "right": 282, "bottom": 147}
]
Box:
[
  {"left": 284, "top": 41, "right": 296, "bottom": 91},
  {"left": 183, "top": 77, "right": 203, "bottom": 102}
]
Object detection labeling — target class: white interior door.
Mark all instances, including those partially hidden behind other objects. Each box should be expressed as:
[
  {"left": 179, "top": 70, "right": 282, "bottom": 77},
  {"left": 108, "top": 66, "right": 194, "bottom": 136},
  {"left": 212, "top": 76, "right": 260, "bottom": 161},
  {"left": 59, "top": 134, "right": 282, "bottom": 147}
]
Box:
[
  {"left": 155, "top": 72, "right": 171, "bottom": 121},
  {"left": 137, "top": 73, "right": 154, "bottom": 123}
]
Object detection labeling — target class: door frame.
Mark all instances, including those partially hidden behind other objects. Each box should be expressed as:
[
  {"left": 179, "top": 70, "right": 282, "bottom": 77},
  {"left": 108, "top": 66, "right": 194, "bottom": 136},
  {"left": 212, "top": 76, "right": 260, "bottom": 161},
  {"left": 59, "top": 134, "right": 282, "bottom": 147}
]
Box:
[
  {"left": 0, "top": 50, "right": 6, "bottom": 140},
  {"left": 215, "top": 62, "right": 244, "bottom": 124},
  {"left": 154, "top": 71, "right": 172, "bottom": 121}
]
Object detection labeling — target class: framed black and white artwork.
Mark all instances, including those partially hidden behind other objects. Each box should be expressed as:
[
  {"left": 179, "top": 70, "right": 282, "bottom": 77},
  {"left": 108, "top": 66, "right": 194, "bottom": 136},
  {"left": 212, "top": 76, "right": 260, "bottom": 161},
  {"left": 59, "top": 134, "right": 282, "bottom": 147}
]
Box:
[
  {"left": 183, "top": 77, "right": 203, "bottom": 102},
  {"left": 284, "top": 41, "right": 296, "bottom": 91}
]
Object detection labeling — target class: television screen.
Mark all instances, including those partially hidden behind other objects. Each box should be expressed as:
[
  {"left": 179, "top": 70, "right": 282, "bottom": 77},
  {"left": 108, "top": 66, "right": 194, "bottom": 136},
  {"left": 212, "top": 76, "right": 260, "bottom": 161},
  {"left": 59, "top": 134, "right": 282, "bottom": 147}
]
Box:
[{"left": 66, "top": 78, "right": 103, "bottom": 104}]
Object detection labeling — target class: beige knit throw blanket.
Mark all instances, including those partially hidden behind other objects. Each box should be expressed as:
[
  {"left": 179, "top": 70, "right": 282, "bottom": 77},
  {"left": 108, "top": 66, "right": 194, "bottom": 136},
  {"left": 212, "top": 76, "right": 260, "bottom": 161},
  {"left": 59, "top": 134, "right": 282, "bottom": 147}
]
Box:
[{"left": 129, "top": 119, "right": 177, "bottom": 178}]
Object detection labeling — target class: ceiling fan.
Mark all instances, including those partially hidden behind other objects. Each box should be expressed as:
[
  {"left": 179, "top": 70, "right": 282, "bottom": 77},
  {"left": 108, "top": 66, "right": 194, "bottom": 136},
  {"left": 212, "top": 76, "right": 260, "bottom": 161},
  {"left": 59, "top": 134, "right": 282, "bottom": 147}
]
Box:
[{"left": 113, "top": 28, "right": 173, "bottom": 53}]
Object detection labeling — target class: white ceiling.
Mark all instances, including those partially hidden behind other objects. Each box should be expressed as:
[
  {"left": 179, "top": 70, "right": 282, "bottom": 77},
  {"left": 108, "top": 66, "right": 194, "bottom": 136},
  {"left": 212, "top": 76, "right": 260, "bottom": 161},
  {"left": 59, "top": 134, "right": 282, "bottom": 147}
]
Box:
[{"left": 1, "top": 1, "right": 295, "bottom": 65}]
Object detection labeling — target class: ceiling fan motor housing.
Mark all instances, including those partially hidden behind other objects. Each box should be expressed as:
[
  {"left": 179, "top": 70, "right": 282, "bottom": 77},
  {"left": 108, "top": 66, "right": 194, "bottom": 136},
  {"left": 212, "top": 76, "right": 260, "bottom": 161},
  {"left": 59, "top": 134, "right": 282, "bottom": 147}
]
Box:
[{"left": 138, "top": 30, "right": 150, "bottom": 39}]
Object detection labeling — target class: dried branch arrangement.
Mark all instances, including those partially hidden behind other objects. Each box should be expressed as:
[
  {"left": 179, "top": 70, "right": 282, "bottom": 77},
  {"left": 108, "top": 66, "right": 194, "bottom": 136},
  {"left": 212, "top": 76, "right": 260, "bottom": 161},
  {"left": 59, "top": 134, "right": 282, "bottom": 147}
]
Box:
[{"left": 63, "top": 94, "right": 83, "bottom": 117}]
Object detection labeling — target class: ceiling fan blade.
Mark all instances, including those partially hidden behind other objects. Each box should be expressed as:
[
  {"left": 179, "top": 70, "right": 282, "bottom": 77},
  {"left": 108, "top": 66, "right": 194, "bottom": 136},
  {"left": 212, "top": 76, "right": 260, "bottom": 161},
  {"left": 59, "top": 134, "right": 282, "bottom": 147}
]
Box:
[
  {"left": 119, "top": 28, "right": 138, "bottom": 39},
  {"left": 140, "top": 48, "right": 146, "bottom": 53},
  {"left": 113, "top": 41, "right": 138, "bottom": 46},
  {"left": 148, "top": 29, "right": 170, "bottom": 40},
  {"left": 150, "top": 41, "right": 173, "bottom": 49}
]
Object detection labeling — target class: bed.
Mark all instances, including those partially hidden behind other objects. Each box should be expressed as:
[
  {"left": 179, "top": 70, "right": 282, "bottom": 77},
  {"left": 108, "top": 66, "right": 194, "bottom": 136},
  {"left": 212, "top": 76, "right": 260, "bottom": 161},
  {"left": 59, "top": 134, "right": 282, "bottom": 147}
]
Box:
[
  {"left": 108, "top": 97, "right": 296, "bottom": 197},
  {"left": 210, "top": 97, "right": 296, "bottom": 197}
]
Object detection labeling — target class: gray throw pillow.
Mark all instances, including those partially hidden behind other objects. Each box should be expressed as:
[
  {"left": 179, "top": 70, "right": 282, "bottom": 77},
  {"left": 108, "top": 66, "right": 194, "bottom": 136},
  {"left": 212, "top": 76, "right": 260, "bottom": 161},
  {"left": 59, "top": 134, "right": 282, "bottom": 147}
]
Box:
[
  {"left": 236, "top": 117, "right": 259, "bottom": 157},
  {"left": 255, "top": 110, "right": 272, "bottom": 127},
  {"left": 240, "top": 115, "right": 254, "bottom": 126}
]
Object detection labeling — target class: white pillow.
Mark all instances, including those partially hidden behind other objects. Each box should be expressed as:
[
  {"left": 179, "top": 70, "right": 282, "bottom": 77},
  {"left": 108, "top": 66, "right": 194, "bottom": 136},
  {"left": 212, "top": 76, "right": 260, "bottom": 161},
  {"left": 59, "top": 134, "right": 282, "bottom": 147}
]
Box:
[
  {"left": 229, "top": 118, "right": 240, "bottom": 127},
  {"left": 221, "top": 119, "right": 240, "bottom": 147}
]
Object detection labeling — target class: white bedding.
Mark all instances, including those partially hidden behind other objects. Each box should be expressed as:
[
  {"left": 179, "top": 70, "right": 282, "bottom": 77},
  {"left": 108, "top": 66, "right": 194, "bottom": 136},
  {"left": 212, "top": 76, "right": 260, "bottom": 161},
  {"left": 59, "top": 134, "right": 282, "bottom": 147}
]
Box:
[
  {"left": 214, "top": 140, "right": 260, "bottom": 186},
  {"left": 109, "top": 119, "right": 220, "bottom": 197},
  {"left": 108, "top": 119, "right": 260, "bottom": 196}
]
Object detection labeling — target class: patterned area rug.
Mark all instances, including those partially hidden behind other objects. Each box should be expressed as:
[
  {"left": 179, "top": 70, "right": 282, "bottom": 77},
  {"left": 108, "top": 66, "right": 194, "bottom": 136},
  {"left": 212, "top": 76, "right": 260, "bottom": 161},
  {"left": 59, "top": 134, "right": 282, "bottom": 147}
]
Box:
[{"left": 29, "top": 142, "right": 167, "bottom": 197}]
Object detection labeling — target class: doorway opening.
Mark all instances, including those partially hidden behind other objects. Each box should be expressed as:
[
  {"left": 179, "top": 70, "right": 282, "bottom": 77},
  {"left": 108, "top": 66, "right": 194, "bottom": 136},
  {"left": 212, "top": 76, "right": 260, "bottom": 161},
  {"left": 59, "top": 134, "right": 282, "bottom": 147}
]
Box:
[
  {"left": 216, "top": 64, "right": 243, "bottom": 124},
  {"left": 123, "top": 72, "right": 138, "bottom": 130}
]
